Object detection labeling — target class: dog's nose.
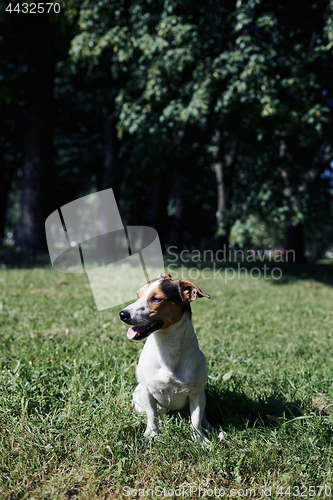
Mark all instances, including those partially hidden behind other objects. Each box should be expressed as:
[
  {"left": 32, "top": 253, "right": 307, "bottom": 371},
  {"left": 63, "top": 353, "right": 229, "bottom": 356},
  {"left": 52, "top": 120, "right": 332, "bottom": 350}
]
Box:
[{"left": 119, "top": 310, "right": 130, "bottom": 322}]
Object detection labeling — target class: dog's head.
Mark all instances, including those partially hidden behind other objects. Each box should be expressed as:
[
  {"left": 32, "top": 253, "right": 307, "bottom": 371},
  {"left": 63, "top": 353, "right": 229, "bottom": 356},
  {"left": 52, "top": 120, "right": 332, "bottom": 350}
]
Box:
[{"left": 119, "top": 273, "right": 211, "bottom": 341}]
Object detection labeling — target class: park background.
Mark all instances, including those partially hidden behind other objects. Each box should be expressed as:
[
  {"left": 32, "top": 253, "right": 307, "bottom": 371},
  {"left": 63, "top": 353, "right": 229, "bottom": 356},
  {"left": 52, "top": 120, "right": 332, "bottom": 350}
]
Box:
[
  {"left": 1, "top": 0, "right": 333, "bottom": 260},
  {"left": 1, "top": 1, "right": 333, "bottom": 499}
]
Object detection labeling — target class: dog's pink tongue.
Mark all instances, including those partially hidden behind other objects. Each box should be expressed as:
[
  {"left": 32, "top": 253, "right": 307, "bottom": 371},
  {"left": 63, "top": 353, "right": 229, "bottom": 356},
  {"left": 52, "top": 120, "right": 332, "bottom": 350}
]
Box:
[{"left": 127, "top": 325, "right": 146, "bottom": 340}]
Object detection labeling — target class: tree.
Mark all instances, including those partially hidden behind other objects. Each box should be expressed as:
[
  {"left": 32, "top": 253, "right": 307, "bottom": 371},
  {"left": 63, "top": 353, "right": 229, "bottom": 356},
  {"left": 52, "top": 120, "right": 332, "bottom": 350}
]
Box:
[
  {"left": 86, "top": 0, "right": 333, "bottom": 258},
  {"left": 1, "top": 10, "right": 56, "bottom": 253},
  {"left": 1, "top": 2, "right": 106, "bottom": 252},
  {"left": 0, "top": 9, "right": 25, "bottom": 239},
  {"left": 2, "top": 0, "right": 333, "bottom": 258}
]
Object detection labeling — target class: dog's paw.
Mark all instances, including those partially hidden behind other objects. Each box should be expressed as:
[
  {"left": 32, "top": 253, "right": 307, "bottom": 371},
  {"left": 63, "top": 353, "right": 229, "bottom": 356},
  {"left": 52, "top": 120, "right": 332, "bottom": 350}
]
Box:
[
  {"left": 142, "top": 436, "right": 153, "bottom": 447},
  {"left": 192, "top": 429, "right": 210, "bottom": 445},
  {"left": 208, "top": 426, "right": 226, "bottom": 442},
  {"left": 217, "top": 430, "right": 226, "bottom": 442},
  {"left": 142, "top": 434, "right": 159, "bottom": 446},
  {"left": 142, "top": 430, "right": 159, "bottom": 446}
]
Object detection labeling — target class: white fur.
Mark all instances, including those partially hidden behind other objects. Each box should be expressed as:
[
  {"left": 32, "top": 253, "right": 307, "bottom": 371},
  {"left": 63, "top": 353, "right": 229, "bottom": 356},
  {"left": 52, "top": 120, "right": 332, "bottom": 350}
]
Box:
[{"left": 123, "top": 281, "right": 157, "bottom": 326}]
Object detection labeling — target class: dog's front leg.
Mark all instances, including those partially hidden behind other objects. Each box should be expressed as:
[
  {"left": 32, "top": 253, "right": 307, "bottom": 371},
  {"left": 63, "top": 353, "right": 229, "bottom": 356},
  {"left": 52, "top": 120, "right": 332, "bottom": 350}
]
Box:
[
  {"left": 141, "top": 387, "right": 160, "bottom": 444},
  {"left": 189, "top": 391, "right": 210, "bottom": 444}
]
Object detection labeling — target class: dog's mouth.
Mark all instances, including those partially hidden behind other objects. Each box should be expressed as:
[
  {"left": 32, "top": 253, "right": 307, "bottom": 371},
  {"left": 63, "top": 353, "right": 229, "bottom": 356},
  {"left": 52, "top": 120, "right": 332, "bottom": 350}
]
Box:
[{"left": 126, "top": 320, "right": 164, "bottom": 341}]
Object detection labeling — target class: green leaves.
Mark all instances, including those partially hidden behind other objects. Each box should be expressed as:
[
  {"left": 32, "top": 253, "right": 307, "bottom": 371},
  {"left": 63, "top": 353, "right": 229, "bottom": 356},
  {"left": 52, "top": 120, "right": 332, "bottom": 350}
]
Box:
[{"left": 56, "top": 0, "right": 333, "bottom": 250}]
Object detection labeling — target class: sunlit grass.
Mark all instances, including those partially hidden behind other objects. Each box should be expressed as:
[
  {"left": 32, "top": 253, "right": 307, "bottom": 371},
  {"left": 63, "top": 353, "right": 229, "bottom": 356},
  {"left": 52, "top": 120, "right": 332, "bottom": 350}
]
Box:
[{"left": 1, "top": 263, "right": 333, "bottom": 498}]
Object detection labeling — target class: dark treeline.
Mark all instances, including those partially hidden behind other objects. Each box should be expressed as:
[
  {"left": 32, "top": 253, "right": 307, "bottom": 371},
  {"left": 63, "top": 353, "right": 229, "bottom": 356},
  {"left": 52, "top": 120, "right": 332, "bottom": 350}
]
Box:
[{"left": 1, "top": 0, "right": 333, "bottom": 262}]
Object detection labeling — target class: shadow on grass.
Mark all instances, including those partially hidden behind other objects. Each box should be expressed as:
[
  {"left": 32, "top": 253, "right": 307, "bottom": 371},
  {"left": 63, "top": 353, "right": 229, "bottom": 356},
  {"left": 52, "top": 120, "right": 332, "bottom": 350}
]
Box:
[
  {"left": 264, "top": 261, "right": 333, "bottom": 287},
  {"left": 168, "top": 386, "right": 306, "bottom": 435},
  {"left": 205, "top": 385, "right": 304, "bottom": 433}
]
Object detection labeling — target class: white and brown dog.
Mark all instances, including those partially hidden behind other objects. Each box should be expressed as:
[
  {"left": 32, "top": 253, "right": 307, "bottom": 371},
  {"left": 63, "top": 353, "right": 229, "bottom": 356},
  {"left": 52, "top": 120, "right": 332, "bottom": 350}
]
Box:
[{"left": 119, "top": 273, "right": 224, "bottom": 443}]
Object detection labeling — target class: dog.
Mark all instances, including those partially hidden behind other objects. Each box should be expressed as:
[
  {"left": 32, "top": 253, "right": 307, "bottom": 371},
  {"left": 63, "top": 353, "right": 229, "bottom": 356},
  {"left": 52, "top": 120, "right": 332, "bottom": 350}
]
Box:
[{"left": 119, "top": 273, "right": 224, "bottom": 444}]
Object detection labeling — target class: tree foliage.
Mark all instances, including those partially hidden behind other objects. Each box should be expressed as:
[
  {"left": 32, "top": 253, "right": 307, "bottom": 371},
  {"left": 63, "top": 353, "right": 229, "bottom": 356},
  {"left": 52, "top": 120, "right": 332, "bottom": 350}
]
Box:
[{"left": 1, "top": 0, "right": 333, "bottom": 256}]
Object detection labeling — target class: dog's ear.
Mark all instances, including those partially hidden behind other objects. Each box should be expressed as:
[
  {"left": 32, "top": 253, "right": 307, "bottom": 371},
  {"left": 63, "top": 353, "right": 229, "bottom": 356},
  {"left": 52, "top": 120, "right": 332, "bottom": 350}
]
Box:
[
  {"left": 155, "top": 272, "right": 172, "bottom": 280},
  {"left": 177, "top": 280, "right": 211, "bottom": 303}
]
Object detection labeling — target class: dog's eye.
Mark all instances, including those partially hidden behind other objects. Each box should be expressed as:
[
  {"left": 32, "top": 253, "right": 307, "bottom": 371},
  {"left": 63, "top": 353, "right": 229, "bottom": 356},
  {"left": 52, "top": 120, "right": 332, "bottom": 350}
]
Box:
[{"left": 150, "top": 296, "right": 163, "bottom": 303}]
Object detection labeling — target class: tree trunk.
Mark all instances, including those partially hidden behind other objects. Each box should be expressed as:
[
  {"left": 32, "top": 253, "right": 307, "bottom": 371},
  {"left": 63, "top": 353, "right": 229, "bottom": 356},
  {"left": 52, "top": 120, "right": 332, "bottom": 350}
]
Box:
[
  {"left": 168, "top": 178, "right": 183, "bottom": 249},
  {"left": 286, "top": 223, "right": 306, "bottom": 264},
  {"left": 215, "top": 159, "right": 230, "bottom": 250},
  {"left": 16, "top": 15, "right": 55, "bottom": 254},
  {"left": 150, "top": 179, "right": 162, "bottom": 235},
  {"left": 280, "top": 137, "right": 307, "bottom": 264},
  {"left": 167, "top": 130, "right": 184, "bottom": 249},
  {"left": 214, "top": 132, "right": 237, "bottom": 251},
  {"left": 0, "top": 161, "right": 13, "bottom": 239},
  {"left": 102, "top": 119, "right": 119, "bottom": 191}
]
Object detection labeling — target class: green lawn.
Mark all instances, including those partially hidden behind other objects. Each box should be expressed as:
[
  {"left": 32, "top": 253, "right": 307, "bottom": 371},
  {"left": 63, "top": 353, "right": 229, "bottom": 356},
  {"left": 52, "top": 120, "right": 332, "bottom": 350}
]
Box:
[{"left": 1, "top": 262, "right": 333, "bottom": 499}]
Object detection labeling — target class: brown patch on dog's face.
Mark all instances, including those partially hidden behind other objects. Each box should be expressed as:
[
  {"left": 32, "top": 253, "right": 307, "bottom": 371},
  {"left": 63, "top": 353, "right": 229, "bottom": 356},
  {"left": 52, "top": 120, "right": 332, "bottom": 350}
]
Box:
[
  {"left": 143, "top": 279, "right": 185, "bottom": 329},
  {"left": 136, "top": 283, "right": 150, "bottom": 299},
  {"left": 150, "top": 300, "right": 184, "bottom": 329},
  {"left": 134, "top": 278, "right": 211, "bottom": 330}
]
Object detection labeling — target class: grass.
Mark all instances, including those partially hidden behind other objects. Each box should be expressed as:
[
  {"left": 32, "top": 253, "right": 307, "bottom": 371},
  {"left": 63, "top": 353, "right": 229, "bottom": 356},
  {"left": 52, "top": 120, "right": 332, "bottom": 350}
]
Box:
[{"left": 1, "top": 260, "right": 333, "bottom": 498}]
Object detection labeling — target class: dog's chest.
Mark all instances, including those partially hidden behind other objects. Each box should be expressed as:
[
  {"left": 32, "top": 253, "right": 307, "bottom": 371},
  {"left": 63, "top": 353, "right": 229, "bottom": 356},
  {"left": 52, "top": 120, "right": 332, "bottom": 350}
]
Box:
[
  {"left": 150, "top": 365, "right": 190, "bottom": 391},
  {"left": 136, "top": 329, "right": 206, "bottom": 410},
  {"left": 148, "top": 367, "right": 192, "bottom": 409}
]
